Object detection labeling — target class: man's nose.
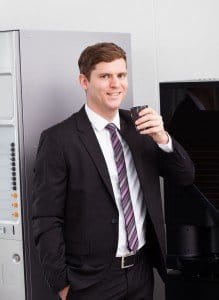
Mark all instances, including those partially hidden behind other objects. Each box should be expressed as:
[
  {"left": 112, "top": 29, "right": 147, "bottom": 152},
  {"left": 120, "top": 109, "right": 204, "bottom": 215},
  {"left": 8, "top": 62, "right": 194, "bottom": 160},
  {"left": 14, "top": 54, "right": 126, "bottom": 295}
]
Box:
[{"left": 110, "top": 76, "right": 120, "bottom": 87}]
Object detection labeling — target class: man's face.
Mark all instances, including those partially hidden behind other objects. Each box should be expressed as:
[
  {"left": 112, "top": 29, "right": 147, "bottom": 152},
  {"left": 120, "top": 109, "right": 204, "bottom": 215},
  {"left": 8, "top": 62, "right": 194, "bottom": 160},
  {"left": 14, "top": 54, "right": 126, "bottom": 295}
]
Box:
[{"left": 79, "top": 58, "right": 128, "bottom": 119}]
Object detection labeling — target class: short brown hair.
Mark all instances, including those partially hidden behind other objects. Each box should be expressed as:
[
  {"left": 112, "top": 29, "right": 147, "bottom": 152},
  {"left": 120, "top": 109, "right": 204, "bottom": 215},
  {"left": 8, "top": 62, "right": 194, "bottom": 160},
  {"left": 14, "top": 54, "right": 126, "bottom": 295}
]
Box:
[{"left": 78, "top": 42, "right": 127, "bottom": 80}]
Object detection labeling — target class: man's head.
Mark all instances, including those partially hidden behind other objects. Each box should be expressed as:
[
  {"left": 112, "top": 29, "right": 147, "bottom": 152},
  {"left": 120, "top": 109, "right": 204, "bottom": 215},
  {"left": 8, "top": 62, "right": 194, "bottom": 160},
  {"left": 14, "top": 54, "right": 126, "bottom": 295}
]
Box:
[
  {"left": 78, "top": 42, "right": 127, "bottom": 80},
  {"left": 78, "top": 42, "right": 128, "bottom": 121}
]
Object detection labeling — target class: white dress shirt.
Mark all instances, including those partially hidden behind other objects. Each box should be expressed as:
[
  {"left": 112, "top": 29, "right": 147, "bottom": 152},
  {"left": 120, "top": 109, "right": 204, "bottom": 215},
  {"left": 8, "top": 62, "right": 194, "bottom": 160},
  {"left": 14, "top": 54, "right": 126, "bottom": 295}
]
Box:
[{"left": 85, "top": 104, "right": 172, "bottom": 256}]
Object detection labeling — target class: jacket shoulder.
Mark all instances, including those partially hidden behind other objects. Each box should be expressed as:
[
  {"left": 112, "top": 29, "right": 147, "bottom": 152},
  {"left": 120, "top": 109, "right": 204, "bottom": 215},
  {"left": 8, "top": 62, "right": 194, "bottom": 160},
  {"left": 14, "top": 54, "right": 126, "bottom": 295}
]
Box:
[{"left": 42, "top": 113, "right": 77, "bottom": 138}]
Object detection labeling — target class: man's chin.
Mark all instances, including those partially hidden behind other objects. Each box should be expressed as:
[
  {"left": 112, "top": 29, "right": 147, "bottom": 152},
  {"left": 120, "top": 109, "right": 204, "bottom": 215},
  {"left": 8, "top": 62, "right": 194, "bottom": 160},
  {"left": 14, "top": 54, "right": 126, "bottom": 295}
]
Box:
[
  {"left": 107, "top": 105, "right": 120, "bottom": 113},
  {"left": 107, "top": 100, "right": 123, "bottom": 110}
]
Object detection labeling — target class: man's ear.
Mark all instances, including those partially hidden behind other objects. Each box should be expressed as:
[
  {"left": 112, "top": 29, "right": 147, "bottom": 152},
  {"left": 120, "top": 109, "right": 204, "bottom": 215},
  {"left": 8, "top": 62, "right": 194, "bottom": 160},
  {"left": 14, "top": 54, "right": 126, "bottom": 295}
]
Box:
[{"left": 79, "top": 74, "right": 88, "bottom": 91}]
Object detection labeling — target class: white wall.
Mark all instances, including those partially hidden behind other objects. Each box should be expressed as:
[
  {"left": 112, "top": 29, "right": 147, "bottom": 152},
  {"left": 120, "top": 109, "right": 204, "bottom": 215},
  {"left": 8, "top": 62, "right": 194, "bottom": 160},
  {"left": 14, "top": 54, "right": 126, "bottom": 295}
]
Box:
[
  {"left": 0, "top": 0, "right": 159, "bottom": 109},
  {"left": 154, "top": 0, "right": 219, "bottom": 81}
]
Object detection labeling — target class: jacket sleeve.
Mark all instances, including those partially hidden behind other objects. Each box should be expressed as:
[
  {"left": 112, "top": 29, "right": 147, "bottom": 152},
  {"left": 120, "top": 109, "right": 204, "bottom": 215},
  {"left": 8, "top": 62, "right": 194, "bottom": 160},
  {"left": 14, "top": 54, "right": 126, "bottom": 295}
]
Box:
[
  {"left": 32, "top": 130, "right": 69, "bottom": 293},
  {"left": 156, "top": 136, "right": 195, "bottom": 185}
]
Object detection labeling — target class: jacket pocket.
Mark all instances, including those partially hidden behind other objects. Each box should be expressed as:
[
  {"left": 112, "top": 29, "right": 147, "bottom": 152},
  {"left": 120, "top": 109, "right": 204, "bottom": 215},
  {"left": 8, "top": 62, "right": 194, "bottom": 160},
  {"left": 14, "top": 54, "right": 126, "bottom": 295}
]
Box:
[{"left": 66, "top": 241, "right": 90, "bottom": 255}]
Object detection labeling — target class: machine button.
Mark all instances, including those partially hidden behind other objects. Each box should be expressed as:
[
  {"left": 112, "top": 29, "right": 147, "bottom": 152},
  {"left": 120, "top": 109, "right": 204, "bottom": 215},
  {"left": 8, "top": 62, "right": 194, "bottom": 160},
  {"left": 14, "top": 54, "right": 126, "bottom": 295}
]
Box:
[
  {"left": 0, "top": 226, "right": 6, "bottom": 234},
  {"left": 12, "top": 202, "right": 18, "bottom": 208},
  {"left": 12, "top": 212, "right": 19, "bottom": 218},
  {"left": 12, "top": 254, "right": 21, "bottom": 263}
]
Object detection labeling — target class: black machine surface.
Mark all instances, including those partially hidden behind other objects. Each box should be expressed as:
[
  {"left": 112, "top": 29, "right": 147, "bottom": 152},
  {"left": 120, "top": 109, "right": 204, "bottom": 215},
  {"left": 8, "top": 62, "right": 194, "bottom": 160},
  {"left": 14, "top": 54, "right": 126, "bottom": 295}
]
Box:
[{"left": 160, "top": 80, "right": 219, "bottom": 299}]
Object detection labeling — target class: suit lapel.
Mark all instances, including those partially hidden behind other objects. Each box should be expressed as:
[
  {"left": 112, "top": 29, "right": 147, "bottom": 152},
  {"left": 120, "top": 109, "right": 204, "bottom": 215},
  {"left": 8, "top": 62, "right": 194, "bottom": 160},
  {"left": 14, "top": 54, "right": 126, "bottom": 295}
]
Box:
[{"left": 75, "top": 106, "right": 115, "bottom": 203}]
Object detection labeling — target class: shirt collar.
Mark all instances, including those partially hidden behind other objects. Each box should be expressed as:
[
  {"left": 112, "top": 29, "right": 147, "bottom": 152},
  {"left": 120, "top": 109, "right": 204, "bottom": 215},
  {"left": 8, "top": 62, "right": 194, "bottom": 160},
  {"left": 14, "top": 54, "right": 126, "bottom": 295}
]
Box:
[{"left": 85, "top": 104, "right": 120, "bottom": 131}]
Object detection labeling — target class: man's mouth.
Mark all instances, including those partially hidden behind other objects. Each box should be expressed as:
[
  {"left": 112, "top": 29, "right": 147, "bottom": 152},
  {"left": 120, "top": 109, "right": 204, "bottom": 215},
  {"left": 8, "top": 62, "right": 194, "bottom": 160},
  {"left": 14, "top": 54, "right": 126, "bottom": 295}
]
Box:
[{"left": 107, "top": 92, "right": 121, "bottom": 96}]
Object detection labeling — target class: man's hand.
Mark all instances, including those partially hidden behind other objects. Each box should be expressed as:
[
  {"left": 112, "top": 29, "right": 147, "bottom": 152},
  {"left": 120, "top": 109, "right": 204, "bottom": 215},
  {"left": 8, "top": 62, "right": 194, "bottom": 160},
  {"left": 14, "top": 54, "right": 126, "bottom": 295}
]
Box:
[
  {"left": 59, "top": 285, "right": 70, "bottom": 300},
  {"left": 135, "top": 107, "right": 169, "bottom": 144}
]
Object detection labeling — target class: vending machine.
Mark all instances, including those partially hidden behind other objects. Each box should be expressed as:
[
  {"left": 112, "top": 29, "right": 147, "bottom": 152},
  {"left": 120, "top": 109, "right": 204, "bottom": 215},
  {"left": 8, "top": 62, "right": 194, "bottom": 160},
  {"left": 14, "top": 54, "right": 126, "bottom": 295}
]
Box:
[{"left": 0, "top": 29, "right": 133, "bottom": 300}]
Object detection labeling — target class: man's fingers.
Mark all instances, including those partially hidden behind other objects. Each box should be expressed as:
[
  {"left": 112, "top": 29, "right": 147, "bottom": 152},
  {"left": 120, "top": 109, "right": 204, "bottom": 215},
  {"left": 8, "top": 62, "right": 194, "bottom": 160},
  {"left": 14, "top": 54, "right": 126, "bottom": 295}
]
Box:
[
  {"left": 138, "top": 107, "right": 155, "bottom": 117},
  {"left": 135, "top": 113, "right": 161, "bottom": 125},
  {"left": 139, "top": 126, "right": 163, "bottom": 135},
  {"left": 136, "top": 120, "right": 161, "bottom": 131}
]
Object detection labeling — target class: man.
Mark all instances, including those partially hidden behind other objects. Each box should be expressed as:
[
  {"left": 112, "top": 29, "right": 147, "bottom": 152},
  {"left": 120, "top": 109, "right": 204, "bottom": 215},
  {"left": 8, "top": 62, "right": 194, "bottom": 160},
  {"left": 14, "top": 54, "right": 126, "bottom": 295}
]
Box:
[{"left": 32, "top": 42, "right": 194, "bottom": 300}]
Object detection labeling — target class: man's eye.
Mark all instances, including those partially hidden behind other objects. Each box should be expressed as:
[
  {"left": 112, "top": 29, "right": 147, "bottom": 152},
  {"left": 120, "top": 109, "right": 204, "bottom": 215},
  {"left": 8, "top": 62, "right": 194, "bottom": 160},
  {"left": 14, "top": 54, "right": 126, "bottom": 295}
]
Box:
[
  {"left": 118, "top": 73, "right": 126, "bottom": 79},
  {"left": 101, "top": 74, "right": 109, "bottom": 79}
]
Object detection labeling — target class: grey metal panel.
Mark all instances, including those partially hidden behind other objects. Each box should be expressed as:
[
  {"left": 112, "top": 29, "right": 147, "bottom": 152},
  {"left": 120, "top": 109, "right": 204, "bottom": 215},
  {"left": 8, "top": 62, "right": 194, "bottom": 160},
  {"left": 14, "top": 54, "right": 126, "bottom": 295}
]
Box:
[
  {"left": 18, "top": 30, "right": 133, "bottom": 300},
  {"left": 20, "top": 30, "right": 132, "bottom": 141},
  {"left": 0, "top": 30, "right": 26, "bottom": 300},
  {"left": 0, "top": 74, "right": 14, "bottom": 119},
  {"left": 0, "top": 239, "right": 25, "bottom": 300}
]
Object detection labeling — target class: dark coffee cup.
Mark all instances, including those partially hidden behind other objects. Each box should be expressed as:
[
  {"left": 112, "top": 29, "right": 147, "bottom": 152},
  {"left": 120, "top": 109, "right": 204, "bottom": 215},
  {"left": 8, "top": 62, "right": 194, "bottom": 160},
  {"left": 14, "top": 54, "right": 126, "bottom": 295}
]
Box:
[{"left": 130, "top": 105, "right": 148, "bottom": 122}]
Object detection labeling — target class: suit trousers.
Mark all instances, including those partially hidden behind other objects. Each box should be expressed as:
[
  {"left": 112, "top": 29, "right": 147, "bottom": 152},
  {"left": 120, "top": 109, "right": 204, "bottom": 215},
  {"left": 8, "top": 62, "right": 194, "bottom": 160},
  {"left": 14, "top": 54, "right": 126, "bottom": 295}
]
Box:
[{"left": 66, "top": 249, "right": 154, "bottom": 300}]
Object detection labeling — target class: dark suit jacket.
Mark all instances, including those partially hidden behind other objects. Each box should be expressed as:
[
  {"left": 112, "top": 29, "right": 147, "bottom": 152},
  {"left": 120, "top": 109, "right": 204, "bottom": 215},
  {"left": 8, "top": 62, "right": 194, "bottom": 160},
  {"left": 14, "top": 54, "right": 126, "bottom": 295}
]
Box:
[{"left": 32, "top": 106, "right": 194, "bottom": 293}]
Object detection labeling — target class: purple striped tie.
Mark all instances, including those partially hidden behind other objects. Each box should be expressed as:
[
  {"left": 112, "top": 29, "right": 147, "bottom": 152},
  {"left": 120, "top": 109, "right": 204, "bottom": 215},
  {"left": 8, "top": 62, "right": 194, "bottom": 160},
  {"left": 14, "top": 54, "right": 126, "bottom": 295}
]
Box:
[{"left": 106, "top": 123, "right": 139, "bottom": 252}]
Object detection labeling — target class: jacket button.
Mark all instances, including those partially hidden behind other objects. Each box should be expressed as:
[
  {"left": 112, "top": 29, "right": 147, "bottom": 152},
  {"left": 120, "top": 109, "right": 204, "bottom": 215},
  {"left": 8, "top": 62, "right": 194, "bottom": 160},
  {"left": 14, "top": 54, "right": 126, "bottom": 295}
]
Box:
[{"left": 111, "top": 218, "right": 118, "bottom": 224}]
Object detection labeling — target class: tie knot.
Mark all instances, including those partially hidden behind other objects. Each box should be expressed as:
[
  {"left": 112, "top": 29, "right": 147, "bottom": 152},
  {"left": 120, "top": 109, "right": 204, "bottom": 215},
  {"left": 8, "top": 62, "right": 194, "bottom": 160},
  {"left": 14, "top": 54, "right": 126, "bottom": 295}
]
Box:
[{"left": 105, "top": 123, "right": 117, "bottom": 132}]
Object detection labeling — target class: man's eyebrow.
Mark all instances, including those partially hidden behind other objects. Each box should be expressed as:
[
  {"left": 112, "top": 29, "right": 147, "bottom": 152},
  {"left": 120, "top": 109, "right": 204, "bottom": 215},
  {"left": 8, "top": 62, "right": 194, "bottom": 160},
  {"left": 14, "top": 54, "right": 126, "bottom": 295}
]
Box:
[{"left": 98, "top": 71, "right": 127, "bottom": 75}]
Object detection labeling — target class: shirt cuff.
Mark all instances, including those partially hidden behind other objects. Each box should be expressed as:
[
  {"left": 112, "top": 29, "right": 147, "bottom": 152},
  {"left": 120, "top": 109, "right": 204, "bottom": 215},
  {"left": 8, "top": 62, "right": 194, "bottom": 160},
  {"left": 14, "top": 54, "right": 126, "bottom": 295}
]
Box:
[{"left": 157, "top": 133, "right": 173, "bottom": 153}]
